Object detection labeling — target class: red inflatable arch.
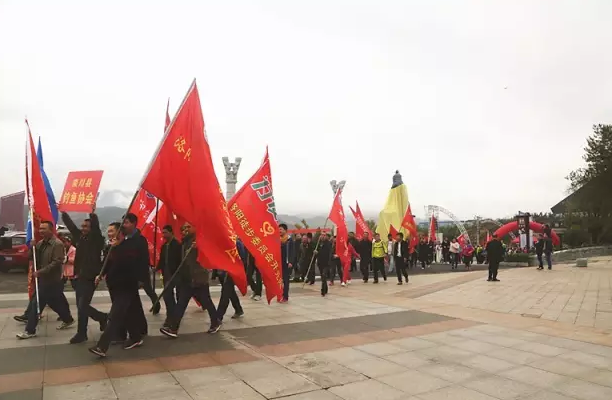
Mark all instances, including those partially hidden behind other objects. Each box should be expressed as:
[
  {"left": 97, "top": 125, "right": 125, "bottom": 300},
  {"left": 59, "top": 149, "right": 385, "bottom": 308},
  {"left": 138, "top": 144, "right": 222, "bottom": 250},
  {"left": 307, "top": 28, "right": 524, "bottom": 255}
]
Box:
[{"left": 493, "top": 221, "right": 560, "bottom": 246}]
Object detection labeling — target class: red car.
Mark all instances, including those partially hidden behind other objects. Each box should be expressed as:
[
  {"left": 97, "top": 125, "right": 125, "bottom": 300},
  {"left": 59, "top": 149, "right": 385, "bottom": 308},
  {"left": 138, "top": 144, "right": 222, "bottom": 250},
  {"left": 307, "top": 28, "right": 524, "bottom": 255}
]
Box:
[{"left": 0, "top": 231, "right": 29, "bottom": 273}]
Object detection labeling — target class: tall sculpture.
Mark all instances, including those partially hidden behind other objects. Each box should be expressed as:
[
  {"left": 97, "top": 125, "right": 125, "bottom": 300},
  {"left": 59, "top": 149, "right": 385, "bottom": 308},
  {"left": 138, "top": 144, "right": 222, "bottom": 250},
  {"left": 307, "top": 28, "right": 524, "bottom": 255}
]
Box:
[
  {"left": 329, "top": 180, "right": 346, "bottom": 196},
  {"left": 222, "top": 157, "right": 242, "bottom": 199}
]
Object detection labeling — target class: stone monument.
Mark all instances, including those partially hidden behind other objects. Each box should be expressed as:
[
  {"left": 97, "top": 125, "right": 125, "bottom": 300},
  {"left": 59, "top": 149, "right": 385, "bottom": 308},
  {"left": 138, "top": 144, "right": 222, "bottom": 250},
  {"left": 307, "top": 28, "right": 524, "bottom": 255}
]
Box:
[
  {"left": 330, "top": 180, "right": 346, "bottom": 196},
  {"left": 222, "top": 157, "right": 242, "bottom": 199}
]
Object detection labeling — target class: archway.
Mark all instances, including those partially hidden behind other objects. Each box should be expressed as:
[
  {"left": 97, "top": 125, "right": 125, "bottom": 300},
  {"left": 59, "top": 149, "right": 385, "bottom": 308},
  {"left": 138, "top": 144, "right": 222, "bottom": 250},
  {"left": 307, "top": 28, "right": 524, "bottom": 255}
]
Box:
[
  {"left": 478, "top": 218, "right": 516, "bottom": 241},
  {"left": 494, "top": 221, "right": 560, "bottom": 246},
  {"left": 425, "top": 205, "right": 471, "bottom": 244}
]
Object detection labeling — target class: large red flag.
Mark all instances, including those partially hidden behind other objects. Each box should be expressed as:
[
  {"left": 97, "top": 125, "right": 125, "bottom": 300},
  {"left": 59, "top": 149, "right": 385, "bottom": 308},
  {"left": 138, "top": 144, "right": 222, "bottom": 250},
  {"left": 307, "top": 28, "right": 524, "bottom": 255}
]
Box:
[
  {"left": 389, "top": 224, "right": 399, "bottom": 238},
  {"left": 329, "top": 189, "right": 349, "bottom": 265},
  {"left": 141, "top": 80, "right": 246, "bottom": 294},
  {"left": 25, "top": 121, "right": 53, "bottom": 242},
  {"left": 348, "top": 206, "right": 361, "bottom": 239},
  {"left": 228, "top": 148, "right": 282, "bottom": 303}
]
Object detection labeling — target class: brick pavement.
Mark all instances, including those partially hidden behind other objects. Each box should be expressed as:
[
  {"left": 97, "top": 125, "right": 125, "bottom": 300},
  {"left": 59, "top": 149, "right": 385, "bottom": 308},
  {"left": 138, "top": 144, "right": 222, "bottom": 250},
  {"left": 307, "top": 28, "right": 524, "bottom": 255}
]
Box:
[{"left": 0, "top": 261, "right": 611, "bottom": 400}]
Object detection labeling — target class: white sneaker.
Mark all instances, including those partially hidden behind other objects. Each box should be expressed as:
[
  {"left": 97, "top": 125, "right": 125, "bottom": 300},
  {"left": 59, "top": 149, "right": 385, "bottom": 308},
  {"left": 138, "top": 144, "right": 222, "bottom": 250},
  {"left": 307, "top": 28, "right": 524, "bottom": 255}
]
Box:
[
  {"left": 16, "top": 331, "right": 36, "bottom": 340},
  {"left": 347, "top": 280, "right": 352, "bottom": 284},
  {"left": 253, "top": 295, "right": 261, "bottom": 301},
  {"left": 341, "top": 282, "right": 346, "bottom": 287}
]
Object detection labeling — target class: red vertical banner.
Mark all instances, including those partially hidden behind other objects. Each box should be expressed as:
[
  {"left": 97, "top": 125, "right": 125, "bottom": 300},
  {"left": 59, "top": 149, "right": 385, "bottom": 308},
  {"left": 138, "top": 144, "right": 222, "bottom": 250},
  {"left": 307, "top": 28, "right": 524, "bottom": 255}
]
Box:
[
  {"left": 328, "top": 189, "right": 349, "bottom": 265},
  {"left": 401, "top": 204, "right": 418, "bottom": 252},
  {"left": 228, "top": 148, "right": 283, "bottom": 303},
  {"left": 140, "top": 80, "right": 246, "bottom": 293}
]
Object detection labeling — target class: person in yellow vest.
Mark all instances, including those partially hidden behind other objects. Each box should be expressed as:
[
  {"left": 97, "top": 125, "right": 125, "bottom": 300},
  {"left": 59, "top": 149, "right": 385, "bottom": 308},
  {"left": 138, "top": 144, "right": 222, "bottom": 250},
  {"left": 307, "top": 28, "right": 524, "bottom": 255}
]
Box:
[{"left": 371, "top": 233, "right": 387, "bottom": 283}]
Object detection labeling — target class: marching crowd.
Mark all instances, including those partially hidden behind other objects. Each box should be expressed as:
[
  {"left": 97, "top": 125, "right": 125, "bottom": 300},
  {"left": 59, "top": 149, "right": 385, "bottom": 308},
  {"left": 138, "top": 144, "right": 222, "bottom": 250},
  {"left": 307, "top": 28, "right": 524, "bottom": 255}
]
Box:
[{"left": 13, "top": 211, "right": 542, "bottom": 358}]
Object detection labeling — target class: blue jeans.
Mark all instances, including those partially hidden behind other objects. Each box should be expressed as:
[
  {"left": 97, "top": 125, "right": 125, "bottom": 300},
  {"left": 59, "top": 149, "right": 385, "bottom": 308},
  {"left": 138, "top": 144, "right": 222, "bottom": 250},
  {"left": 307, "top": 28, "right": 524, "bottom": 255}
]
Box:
[{"left": 545, "top": 252, "right": 552, "bottom": 269}]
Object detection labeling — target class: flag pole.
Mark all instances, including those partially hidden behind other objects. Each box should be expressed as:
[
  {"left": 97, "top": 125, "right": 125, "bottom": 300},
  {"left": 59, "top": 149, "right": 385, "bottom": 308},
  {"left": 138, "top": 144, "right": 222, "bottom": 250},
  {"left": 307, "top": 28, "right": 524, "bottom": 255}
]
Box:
[
  {"left": 152, "top": 198, "right": 159, "bottom": 290},
  {"left": 25, "top": 121, "right": 41, "bottom": 316},
  {"left": 28, "top": 208, "right": 41, "bottom": 316},
  {"left": 149, "top": 243, "right": 194, "bottom": 310},
  {"left": 97, "top": 80, "right": 196, "bottom": 280}
]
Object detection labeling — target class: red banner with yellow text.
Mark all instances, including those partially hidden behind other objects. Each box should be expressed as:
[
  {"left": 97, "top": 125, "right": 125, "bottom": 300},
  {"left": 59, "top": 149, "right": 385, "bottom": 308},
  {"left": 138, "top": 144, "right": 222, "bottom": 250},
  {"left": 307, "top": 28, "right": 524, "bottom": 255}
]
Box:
[
  {"left": 228, "top": 148, "right": 282, "bottom": 303},
  {"left": 58, "top": 171, "right": 103, "bottom": 213}
]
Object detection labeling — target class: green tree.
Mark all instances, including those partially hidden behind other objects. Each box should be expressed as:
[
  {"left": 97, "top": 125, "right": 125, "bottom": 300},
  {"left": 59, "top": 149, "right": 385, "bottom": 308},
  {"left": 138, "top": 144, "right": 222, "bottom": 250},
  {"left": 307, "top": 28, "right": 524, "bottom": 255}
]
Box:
[
  {"left": 300, "top": 219, "right": 309, "bottom": 229},
  {"left": 567, "top": 124, "right": 612, "bottom": 243},
  {"left": 366, "top": 219, "right": 377, "bottom": 232}
]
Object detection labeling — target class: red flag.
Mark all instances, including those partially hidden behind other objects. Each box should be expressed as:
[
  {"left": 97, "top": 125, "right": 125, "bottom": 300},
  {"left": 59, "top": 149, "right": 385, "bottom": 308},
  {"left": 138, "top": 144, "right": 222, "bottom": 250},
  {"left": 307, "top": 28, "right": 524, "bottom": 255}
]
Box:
[
  {"left": 328, "top": 189, "right": 349, "bottom": 265},
  {"left": 389, "top": 224, "right": 399, "bottom": 238},
  {"left": 401, "top": 204, "right": 418, "bottom": 252},
  {"left": 350, "top": 201, "right": 373, "bottom": 240},
  {"left": 458, "top": 235, "right": 466, "bottom": 247},
  {"left": 141, "top": 80, "right": 246, "bottom": 294},
  {"left": 25, "top": 121, "right": 53, "bottom": 243},
  {"left": 128, "top": 189, "right": 162, "bottom": 265},
  {"left": 228, "top": 148, "right": 282, "bottom": 303},
  {"left": 429, "top": 213, "right": 437, "bottom": 242},
  {"left": 26, "top": 121, "right": 54, "bottom": 299}
]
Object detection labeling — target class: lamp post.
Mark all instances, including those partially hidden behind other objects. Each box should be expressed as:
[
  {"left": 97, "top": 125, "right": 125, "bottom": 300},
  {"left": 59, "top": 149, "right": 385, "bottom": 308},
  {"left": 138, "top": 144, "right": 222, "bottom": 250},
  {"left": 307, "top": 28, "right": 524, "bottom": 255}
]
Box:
[{"left": 222, "top": 157, "right": 242, "bottom": 199}]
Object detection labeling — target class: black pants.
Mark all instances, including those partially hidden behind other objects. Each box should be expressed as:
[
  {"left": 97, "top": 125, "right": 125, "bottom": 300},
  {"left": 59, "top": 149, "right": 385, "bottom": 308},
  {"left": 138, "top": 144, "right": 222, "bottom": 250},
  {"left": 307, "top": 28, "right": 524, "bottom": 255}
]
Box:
[
  {"left": 330, "top": 258, "right": 341, "bottom": 283},
  {"left": 395, "top": 256, "right": 408, "bottom": 283},
  {"left": 372, "top": 257, "right": 386, "bottom": 282},
  {"left": 319, "top": 264, "right": 329, "bottom": 295},
  {"left": 140, "top": 273, "right": 159, "bottom": 305},
  {"left": 217, "top": 275, "right": 243, "bottom": 321},
  {"left": 350, "top": 258, "right": 357, "bottom": 272},
  {"left": 450, "top": 253, "right": 459, "bottom": 267},
  {"left": 74, "top": 278, "right": 107, "bottom": 337},
  {"left": 97, "top": 290, "right": 144, "bottom": 352},
  {"left": 169, "top": 283, "right": 218, "bottom": 330},
  {"left": 247, "top": 264, "right": 262, "bottom": 296},
  {"left": 282, "top": 264, "right": 291, "bottom": 300},
  {"left": 305, "top": 261, "right": 316, "bottom": 284},
  {"left": 161, "top": 273, "right": 179, "bottom": 323},
  {"left": 26, "top": 282, "right": 73, "bottom": 334},
  {"left": 360, "top": 258, "right": 371, "bottom": 282},
  {"left": 488, "top": 260, "right": 500, "bottom": 280}
]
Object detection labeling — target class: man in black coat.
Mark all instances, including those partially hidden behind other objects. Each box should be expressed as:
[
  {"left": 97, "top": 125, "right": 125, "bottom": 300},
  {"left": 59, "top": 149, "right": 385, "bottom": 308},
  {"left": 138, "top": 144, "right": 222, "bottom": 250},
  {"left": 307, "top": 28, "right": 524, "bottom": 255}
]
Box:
[
  {"left": 393, "top": 233, "right": 409, "bottom": 284},
  {"left": 157, "top": 225, "right": 182, "bottom": 326},
  {"left": 61, "top": 210, "right": 107, "bottom": 344},
  {"left": 535, "top": 234, "right": 545, "bottom": 270},
  {"left": 89, "top": 213, "right": 149, "bottom": 357},
  {"left": 358, "top": 232, "right": 372, "bottom": 282},
  {"left": 315, "top": 233, "right": 333, "bottom": 296},
  {"left": 485, "top": 234, "right": 504, "bottom": 282}
]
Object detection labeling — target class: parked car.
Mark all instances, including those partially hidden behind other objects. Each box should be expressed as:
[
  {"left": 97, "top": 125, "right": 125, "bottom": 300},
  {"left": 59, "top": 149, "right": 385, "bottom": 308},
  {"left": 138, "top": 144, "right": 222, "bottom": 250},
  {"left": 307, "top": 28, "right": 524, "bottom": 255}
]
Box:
[{"left": 0, "top": 231, "right": 29, "bottom": 273}]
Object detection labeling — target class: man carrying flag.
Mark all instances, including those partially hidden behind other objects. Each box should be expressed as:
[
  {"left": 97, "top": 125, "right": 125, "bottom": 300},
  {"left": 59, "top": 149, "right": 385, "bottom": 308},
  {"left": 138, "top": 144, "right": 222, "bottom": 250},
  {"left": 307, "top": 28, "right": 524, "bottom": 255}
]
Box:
[{"left": 17, "top": 123, "right": 74, "bottom": 339}]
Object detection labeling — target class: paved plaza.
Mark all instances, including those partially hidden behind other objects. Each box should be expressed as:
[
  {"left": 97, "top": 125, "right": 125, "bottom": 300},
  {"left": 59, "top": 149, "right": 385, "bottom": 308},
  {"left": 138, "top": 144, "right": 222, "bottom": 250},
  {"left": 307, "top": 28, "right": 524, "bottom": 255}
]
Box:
[{"left": 2, "top": 258, "right": 612, "bottom": 400}]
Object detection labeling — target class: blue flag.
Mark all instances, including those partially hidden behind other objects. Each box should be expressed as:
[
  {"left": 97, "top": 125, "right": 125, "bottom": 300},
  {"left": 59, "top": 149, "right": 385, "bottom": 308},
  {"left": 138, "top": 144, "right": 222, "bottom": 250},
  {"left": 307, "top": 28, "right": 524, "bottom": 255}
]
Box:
[{"left": 26, "top": 138, "right": 58, "bottom": 245}]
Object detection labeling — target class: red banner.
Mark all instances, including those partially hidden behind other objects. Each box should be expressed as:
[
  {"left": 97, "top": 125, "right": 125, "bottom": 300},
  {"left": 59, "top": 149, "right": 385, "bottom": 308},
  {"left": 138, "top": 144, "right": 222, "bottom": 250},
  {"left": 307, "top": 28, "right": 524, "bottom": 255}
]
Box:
[
  {"left": 58, "top": 171, "right": 103, "bottom": 213},
  {"left": 349, "top": 201, "right": 372, "bottom": 240},
  {"left": 228, "top": 148, "right": 282, "bottom": 303},
  {"left": 401, "top": 204, "right": 418, "bottom": 252},
  {"left": 329, "top": 189, "right": 349, "bottom": 264},
  {"left": 141, "top": 80, "right": 246, "bottom": 294}
]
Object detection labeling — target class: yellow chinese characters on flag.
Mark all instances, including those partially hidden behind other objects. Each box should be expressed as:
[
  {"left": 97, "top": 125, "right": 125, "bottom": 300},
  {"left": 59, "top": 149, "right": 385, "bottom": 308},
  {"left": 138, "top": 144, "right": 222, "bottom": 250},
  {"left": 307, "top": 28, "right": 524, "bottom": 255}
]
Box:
[
  {"left": 228, "top": 148, "right": 283, "bottom": 303},
  {"left": 58, "top": 170, "right": 104, "bottom": 213}
]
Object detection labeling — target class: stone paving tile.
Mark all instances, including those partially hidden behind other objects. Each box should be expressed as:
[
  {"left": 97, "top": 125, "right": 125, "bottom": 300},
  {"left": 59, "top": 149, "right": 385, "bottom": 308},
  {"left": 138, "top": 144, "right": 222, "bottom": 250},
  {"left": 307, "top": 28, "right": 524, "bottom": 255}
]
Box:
[
  {"left": 382, "top": 351, "right": 434, "bottom": 369},
  {"left": 416, "top": 384, "right": 500, "bottom": 400},
  {"left": 458, "top": 354, "right": 517, "bottom": 373},
  {"left": 280, "top": 390, "right": 344, "bottom": 400},
  {"left": 185, "top": 380, "right": 266, "bottom": 400},
  {"left": 276, "top": 353, "right": 368, "bottom": 388},
  {"left": 552, "top": 378, "right": 612, "bottom": 400},
  {"left": 463, "top": 375, "right": 541, "bottom": 399},
  {"left": 528, "top": 357, "right": 594, "bottom": 378},
  {"left": 353, "top": 342, "right": 404, "bottom": 357},
  {"left": 0, "top": 388, "right": 43, "bottom": 400},
  {"left": 557, "top": 350, "right": 612, "bottom": 369},
  {"left": 487, "top": 347, "right": 544, "bottom": 365},
  {"left": 417, "top": 345, "right": 476, "bottom": 364},
  {"left": 386, "top": 336, "right": 437, "bottom": 351},
  {"left": 328, "top": 379, "right": 405, "bottom": 400},
  {"left": 314, "top": 347, "right": 375, "bottom": 364},
  {"left": 520, "top": 391, "right": 578, "bottom": 400},
  {"left": 377, "top": 369, "right": 452, "bottom": 395},
  {"left": 513, "top": 342, "right": 571, "bottom": 357},
  {"left": 111, "top": 372, "right": 186, "bottom": 399},
  {"left": 341, "top": 357, "right": 406, "bottom": 378},
  {"left": 41, "top": 379, "right": 116, "bottom": 400},
  {"left": 499, "top": 366, "right": 569, "bottom": 389},
  {"left": 417, "top": 362, "right": 485, "bottom": 383}
]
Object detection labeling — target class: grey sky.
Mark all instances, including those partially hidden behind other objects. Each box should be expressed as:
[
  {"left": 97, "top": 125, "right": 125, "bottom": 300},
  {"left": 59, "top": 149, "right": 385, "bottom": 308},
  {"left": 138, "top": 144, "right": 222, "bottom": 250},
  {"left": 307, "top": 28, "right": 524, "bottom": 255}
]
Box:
[{"left": 1, "top": 0, "right": 611, "bottom": 220}]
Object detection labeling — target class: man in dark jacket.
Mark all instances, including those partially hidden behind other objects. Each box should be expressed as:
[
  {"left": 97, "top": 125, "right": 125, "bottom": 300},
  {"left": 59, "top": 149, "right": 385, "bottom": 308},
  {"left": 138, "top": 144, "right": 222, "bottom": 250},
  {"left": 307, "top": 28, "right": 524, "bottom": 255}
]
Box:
[
  {"left": 358, "top": 232, "right": 372, "bottom": 282},
  {"left": 159, "top": 222, "right": 220, "bottom": 338},
  {"left": 543, "top": 232, "right": 554, "bottom": 270},
  {"left": 418, "top": 238, "right": 429, "bottom": 270},
  {"left": 157, "top": 225, "right": 182, "bottom": 326},
  {"left": 535, "top": 234, "right": 545, "bottom": 270},
  {"left": 245, "top": 249, "right": 262, "bottom": 300},
  {"left": 17, "top": 221, "right": 74, "bottom": 339},
  {"left": 279, "top": 224, "right": 294, "bottom": 303},
  {"left": 89, "top": 213, "right": 148, "bottom": 357},
  {"left": 315, "top": 233, "right": 333, "bottom": 296},
  {"left": 61, "top": 211, "right": 108, "bottom": 344},
  {"left": 302, "top": 233, "right": 316, "bottom": 284},
  {"left": 394, "top": 233, "right": 409, "bottom": 284},
  {"left": 485, "top": 234, "right": 504, "bottom": 282},
  {"left": 348, "top": 232, "right": 359, "bottom": 272},
  {"left": 217, "top": 238, "right": 245, "bottom": 322}
]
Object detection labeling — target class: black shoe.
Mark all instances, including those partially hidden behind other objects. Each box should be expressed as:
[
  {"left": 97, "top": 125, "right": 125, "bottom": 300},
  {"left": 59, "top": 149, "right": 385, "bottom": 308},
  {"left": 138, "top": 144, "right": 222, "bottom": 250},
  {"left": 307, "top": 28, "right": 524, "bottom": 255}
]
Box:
[
  {"left": 207, "top": 325, "right": 221, "bottom": 334},
  {"left": 56, "top": 316, "right": 62, "bottom": 321},
  {"left": 124, "top": 338, "right": 144, "bottom": 349},
  {"left": 231, "top": 311, "right": 244, "bottom": 319},
  {"left": 160, "top": 326, "right": 178, "bottom": 338},
  {"left": 88, "top": 346, "right": 106, "bottom": 358},
  {"left": 397, "top": 282, "right": 403, "bottom": 285},
  {"left": 548, "top": 267, "right": 552, "bottom": 270},
  {"left": 150, "top": 302, "right": 161, "bottom": 315},
  {"left": 373, "top": 281, "right": 379, "bottom": 284},
  {"left": 69, "top": 334, "right": 88, "bottom": 344},
  {"left": 13, "top": 315, "right": 27, "bottom": 323},
  {"left": 487, "top": 278, "right": 492, "bottom": 281},
  {"left": 493, "top": 279, "right": 500, "bottom": 282}
]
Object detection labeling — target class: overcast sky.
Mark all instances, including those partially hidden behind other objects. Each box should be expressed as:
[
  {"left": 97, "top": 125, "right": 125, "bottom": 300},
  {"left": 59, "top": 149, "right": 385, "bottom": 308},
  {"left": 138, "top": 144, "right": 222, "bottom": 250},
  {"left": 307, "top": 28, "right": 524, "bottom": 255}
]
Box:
[{"left": 1, "top": 0, "right": 611, "bottom": 220}]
